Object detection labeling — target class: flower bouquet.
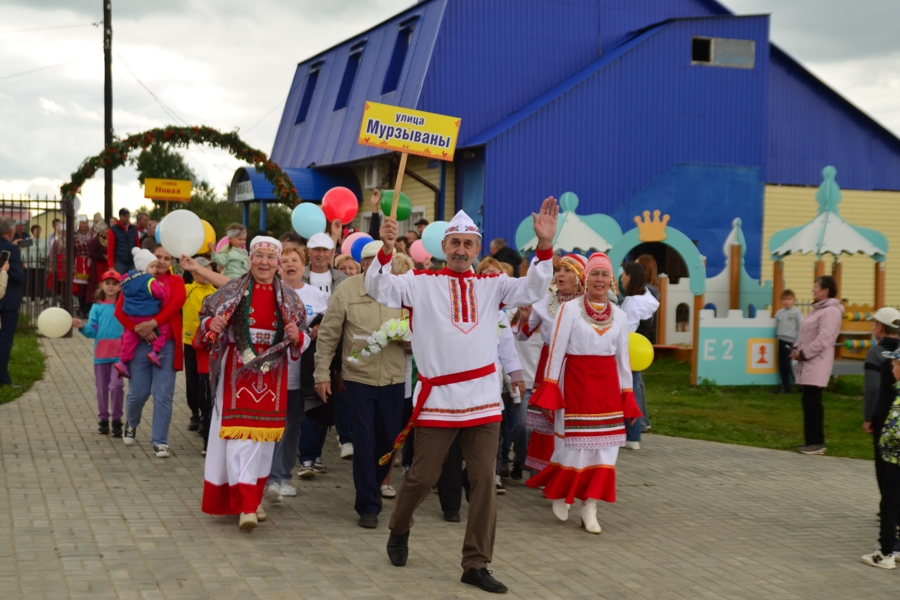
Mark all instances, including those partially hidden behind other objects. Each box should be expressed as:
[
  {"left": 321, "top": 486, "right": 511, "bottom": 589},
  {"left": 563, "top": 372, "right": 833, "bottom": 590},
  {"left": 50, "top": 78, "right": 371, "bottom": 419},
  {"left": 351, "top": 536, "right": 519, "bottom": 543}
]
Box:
[{"left": 347, "top": 318, "right": 412, "bottom": 363}]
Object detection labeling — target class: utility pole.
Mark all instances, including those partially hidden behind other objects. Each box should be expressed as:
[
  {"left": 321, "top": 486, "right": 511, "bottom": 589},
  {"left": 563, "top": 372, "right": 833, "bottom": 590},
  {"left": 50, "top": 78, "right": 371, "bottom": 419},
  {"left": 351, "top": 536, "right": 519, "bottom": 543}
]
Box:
[{"left": 103, "top": 0, "right": 113, "bottom": 222}]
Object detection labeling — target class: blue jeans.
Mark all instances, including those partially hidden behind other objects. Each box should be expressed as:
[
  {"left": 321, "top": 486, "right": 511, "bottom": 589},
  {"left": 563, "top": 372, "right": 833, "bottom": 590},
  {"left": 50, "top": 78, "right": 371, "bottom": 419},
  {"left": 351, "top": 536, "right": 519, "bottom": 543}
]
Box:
[
  {"left": 269, "top": 390, "right": 303, "bottom": 485},
  {"left": 299, "top": 413, "right": 328, "bottom": 463},
  {"left": 125, "top": 339, "right": 176, "bottom": 446},
  {"left": 511, "top": 390, "right": 531, "bottom": 467},
  {"left": 344, "top": 380, "right": 405, "bottom": 516},
  {"left": 626, "top": 371, "right": 645, "bottom": 442}
]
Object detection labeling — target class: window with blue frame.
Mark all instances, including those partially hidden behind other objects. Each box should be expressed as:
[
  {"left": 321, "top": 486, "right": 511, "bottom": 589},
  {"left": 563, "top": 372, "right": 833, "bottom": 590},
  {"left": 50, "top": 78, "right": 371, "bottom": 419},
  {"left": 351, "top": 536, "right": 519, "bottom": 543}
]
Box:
[
  {"left": 334, "top": 44, "right": 365, "bottom": 111},
  {"left": 294, "top": 63, "right": 322, "bottom": 125},
  {"left": 382, "top": 22, "right": 415, "bottom": 95}
]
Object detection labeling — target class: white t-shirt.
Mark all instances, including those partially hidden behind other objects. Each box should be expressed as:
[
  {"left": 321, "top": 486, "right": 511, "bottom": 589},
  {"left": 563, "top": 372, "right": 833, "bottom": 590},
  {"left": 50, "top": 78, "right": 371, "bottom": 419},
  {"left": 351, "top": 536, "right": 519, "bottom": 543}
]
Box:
[
  {"left": 286, "top": 284, "right": 329, "bottom": 390},
  {"left": 308, "top": 270, "right": 334, "bottom": 303}
]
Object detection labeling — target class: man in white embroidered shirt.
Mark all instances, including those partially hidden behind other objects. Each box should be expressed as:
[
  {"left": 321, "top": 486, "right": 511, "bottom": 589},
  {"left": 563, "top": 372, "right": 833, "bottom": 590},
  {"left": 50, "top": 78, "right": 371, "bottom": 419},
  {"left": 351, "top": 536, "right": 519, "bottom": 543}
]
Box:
[{"left": 366, "top": 198, "right": 558, "bottom": 594}]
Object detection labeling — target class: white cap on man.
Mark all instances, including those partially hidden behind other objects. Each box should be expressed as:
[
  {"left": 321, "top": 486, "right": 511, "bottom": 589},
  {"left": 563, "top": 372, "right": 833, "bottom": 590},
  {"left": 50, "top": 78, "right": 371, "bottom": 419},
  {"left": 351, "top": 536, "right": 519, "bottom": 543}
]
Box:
[
  {"left": 307, "top": 232, "right": 335, "bottom": 250},
  {"left": 361, "top": 240, "right": 384, "bottom": 260},
  {"left": 444, "top": 210, "right": 481, "bottom": 239}
]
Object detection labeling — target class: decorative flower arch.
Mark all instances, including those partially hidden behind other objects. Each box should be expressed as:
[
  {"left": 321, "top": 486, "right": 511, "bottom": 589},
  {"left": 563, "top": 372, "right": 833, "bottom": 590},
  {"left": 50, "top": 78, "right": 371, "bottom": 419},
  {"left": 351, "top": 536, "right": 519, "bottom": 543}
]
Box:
[{"left": 59, "top": 125, "right": 299, "bottom": 204}]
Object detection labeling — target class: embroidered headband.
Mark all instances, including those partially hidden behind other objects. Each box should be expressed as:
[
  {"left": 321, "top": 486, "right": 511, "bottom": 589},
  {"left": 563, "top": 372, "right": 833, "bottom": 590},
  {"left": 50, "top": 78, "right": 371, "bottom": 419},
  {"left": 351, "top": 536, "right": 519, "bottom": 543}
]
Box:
[
  {"left": 586, "top": 252, "right": 613, "bottom": 276},
  {"left": 444, "top": 210, "right": 482, "bottom": 239},
  {"left": 558, "top": 254, "right": 587, "bottom": 284},
  {"left": 249, "top": 236, "right": 283, "bottom": 258},
  {"left": 226, "top": 227, "right": 245, "bottom": 239}
]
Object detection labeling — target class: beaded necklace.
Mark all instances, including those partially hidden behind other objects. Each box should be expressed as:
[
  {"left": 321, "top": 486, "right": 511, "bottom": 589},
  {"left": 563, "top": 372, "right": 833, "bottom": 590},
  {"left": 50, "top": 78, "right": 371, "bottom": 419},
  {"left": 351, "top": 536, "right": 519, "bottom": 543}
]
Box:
[
  {"left": 580, "top": 295, "right": 614, "bottom": 335},
  {"left": 548, "top": 290, "right": 582, "bottom": 317}
]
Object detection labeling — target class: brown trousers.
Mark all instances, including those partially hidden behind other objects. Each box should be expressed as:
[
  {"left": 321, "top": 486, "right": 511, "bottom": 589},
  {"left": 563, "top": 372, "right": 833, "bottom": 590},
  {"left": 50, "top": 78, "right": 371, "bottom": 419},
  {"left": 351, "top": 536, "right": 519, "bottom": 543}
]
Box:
[{"left": 389, "top": 421, "right": 500, "bottom": 570}]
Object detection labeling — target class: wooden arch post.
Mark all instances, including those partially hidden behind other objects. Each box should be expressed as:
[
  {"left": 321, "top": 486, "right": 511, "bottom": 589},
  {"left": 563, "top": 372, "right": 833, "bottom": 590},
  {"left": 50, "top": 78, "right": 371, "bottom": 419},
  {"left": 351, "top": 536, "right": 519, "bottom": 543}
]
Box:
[
  {"left": 772, "top": 259, "right": 784, "bottom": 314},
  {"left": 691, "top": 293, "right": 704, "bottom": 386},
  {"left": 876, "top": 262, "right": 886, "bottom": 309}
]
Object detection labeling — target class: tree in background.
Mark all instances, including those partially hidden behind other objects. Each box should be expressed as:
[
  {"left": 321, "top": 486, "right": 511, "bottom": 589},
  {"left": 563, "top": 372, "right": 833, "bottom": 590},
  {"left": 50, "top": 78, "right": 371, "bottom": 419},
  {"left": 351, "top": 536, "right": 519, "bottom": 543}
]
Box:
[{"left": 134, "top": 143, "right": 294, "bottom": 242}]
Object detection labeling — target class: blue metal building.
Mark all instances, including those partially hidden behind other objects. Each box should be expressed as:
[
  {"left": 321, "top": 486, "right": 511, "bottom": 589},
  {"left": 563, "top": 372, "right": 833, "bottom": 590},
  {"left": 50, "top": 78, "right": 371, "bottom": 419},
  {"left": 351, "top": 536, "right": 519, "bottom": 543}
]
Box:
[{"left": 269, "top": 0, "right": 900, "bottom": 278}]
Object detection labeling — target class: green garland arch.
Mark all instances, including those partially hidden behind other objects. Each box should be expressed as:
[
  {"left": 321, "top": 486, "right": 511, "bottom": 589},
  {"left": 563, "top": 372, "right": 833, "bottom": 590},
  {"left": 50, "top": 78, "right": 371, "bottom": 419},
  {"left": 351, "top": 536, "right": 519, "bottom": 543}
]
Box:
[{"left": 60, "top": 125, "right": 299, "bottom": 204}]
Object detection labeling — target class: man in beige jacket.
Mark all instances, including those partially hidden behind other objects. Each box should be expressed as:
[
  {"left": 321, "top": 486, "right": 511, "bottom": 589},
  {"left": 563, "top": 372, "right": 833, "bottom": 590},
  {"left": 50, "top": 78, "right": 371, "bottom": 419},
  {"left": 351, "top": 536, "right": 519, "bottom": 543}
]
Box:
[{"left": 315, "top": 241, "right": 407, "bottom": 529}]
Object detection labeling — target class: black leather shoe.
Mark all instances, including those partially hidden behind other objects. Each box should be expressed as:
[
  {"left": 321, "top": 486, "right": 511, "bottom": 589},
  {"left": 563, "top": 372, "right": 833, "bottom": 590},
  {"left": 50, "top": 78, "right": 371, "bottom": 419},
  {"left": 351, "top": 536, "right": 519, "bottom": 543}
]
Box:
[
  {"left": 461, "top": 568, "right": 508, "bottom": 594},
  {"left": 358, "top": 513, "right": 378, "bottom": 529},
  {"left": 386, "top": 531, "right": 409, "bottom": 566},
  {"left": 444, "top": 510, "right": 460, "bottom": 522}
]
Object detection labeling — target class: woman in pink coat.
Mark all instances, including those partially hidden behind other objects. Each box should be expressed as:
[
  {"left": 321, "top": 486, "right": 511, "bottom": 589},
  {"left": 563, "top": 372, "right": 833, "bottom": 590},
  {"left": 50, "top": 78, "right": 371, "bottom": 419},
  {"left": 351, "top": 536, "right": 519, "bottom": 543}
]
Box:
[{"left": 791, "top": 275, "right": 844, "bottom": 455}]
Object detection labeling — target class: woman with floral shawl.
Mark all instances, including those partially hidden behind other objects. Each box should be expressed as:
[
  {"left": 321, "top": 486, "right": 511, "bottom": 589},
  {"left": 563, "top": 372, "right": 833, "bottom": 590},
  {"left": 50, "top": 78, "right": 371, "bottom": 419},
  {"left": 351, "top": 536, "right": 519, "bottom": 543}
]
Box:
[{"left": 199, "top": 236, "right": 309, "bottom": 531}]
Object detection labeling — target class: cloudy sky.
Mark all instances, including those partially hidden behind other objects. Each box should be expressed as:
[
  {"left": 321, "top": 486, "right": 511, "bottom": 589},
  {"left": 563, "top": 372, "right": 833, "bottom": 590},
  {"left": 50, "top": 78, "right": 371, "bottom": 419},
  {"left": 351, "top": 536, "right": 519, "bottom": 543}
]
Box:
[{"left": 1, "top": 0, "right": 898, "bottom": 218}]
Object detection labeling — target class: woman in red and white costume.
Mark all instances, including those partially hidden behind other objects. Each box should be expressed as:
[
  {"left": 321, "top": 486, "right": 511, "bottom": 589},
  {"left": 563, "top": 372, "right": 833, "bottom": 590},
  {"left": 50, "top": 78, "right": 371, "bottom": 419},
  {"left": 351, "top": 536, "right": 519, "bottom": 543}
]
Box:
[
  {"left": 516, "top": 254, "right": 586, "bottom": 472},
  {"left": 198, "top": 236, "right": 309, "bottom": 531},
  {"left": 526, "top": 252, "right": 641, "bottom": 534}
]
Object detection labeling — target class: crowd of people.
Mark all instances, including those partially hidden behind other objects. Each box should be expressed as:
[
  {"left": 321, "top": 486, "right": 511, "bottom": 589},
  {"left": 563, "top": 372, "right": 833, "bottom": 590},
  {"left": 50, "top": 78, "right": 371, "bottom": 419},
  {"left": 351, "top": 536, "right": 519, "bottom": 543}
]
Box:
[{"left": 6, "top": 191, "right": 898, "bottom": 585}]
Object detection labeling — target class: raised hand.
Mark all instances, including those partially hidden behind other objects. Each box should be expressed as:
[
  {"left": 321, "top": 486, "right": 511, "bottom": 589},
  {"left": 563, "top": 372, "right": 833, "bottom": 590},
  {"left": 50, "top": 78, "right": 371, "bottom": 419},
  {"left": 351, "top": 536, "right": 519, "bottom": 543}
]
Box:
[
  {"left": 380, "top": 216, "right": 398, "bottom": 255},
  {"left": 370, "top": 189, "right": 382, "bottom": 213},
  {"left": 532, "top": 196, "right": 559, "bottom": 251}
]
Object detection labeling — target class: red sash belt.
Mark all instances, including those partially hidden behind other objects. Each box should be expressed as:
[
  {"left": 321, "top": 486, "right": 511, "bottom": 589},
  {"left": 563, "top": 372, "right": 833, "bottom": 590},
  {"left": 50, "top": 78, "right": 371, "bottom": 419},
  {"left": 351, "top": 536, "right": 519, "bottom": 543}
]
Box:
[{"left": 378, "top": 363, "right": 497, "bottom": 465}]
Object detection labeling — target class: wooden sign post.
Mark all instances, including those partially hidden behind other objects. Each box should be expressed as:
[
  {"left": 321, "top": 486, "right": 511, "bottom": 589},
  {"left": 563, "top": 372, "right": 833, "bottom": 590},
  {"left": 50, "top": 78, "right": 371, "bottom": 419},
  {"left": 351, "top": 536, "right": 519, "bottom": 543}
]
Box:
[{"left": 357, "top": 101, "right": 461, "bottom": 218}]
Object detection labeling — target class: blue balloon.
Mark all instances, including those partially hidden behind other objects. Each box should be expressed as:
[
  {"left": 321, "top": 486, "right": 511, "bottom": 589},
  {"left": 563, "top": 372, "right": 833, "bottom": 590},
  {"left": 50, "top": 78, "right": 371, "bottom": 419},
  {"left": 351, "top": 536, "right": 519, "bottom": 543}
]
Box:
[
  {"left": 292, "top": 203, "right": 327, "bottom": 239},
  {"left": 154, "top": 219, "right": 163, "bottom": 244},
  {"left": 350, "top": 235, "right": 374, "bottom": 263},
  {"left": 422, "top": 221, "right": 448, "bottom": 261}
]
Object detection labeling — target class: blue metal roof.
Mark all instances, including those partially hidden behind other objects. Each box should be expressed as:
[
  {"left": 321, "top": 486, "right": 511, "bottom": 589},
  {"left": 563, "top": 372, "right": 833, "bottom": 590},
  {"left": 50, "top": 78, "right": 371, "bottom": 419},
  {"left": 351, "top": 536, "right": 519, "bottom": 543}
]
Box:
[{"left": 227, "top": 166, "right": 362, "bottom": 203}]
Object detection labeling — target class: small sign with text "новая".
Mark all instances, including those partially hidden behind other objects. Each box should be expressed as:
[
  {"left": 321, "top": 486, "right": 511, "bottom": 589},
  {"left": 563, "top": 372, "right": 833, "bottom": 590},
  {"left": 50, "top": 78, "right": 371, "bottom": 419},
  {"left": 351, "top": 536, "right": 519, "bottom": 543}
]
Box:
[
  {"left": 357, "top": 102, "right": 461, "bottom": 161},
  {"left": 143, "top": 178, "right": 192, "bottom": 202}
]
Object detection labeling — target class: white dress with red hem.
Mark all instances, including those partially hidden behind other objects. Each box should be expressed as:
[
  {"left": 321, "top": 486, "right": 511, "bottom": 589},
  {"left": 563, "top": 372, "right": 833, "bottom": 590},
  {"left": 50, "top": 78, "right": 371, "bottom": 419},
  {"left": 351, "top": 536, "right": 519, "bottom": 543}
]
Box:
[{"left": 526, "top": 298, "right": 641, "bottom": 504}]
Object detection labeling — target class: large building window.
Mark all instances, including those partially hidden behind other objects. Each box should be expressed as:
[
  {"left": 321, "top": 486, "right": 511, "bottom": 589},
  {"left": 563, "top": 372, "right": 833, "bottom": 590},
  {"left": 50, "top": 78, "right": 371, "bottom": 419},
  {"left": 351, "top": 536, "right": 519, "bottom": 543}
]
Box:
[
  {"left": 294, "top": 63, "right": 322, "bottom": 125},
  {"left": 691, "top": 37, "right": 755, "bottom": 69},
  {"left": 334, "top": 44, "right": 365, "bottom": 111},
  {"left": 382, "top": 20, "right": 416, "bottom": 95}
]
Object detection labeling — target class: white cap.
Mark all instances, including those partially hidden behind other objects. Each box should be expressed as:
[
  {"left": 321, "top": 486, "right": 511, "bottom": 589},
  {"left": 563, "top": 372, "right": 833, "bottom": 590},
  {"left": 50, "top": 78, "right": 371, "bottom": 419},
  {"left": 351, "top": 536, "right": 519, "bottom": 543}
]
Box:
[
  {"left": 872, "top": 307, "right": 900, "bottom": 328},
  {"left": 444, "top": 210, "right": 481, "bottom": 239},
  {"left": 361, "top": 240, "right": 384, "bottom": 260},
  {"left": 132, "top": 247, "right": 157, "bottom": 272},
  {"left": 307, "top": 232, "right": 335, "bottom": 250}
]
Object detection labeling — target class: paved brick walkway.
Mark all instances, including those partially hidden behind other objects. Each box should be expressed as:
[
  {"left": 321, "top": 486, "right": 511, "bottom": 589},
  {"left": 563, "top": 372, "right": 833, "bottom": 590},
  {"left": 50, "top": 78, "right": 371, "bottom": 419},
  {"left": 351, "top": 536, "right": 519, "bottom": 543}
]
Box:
[{"left": 1, "top": 335, "right": 898, "bottom": 598}]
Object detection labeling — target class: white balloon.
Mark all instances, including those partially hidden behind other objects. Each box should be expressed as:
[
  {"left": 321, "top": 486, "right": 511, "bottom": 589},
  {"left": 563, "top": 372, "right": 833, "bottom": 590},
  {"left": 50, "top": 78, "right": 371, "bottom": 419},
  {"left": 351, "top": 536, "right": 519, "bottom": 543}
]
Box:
[
  {"left": 37, "top": 307, "right": 72, "bottom": 339},
  {"left": 159, "top": 209, "right": 204, "bottom": 258}
]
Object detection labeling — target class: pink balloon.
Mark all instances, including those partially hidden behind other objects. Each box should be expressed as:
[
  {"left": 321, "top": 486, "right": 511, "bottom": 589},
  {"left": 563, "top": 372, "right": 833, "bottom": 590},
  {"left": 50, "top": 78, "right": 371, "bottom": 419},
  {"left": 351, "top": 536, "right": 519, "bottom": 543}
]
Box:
[
  {"left": 341, "top": 232, "right": 371, "bottom": 255},
  {"left": 215, "top": 237, "right": 230, "bottom": 252},
  {"left": 409, "top": 240, "right": 429, "bottom": 263}
]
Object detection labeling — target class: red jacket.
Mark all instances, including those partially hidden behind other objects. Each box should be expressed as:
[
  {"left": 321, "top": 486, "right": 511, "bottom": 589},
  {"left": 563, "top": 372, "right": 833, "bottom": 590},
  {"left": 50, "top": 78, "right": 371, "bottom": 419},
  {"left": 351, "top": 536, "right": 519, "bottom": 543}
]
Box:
[{"left": 115, "top": 273, "right": 187, "bottom": 371}]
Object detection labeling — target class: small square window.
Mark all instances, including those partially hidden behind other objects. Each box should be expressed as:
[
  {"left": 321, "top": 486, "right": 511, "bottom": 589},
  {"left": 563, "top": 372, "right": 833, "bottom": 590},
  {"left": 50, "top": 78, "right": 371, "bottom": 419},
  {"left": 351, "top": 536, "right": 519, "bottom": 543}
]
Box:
[{"left": 692, "top": 37, "right": 711, "bottom": 63}]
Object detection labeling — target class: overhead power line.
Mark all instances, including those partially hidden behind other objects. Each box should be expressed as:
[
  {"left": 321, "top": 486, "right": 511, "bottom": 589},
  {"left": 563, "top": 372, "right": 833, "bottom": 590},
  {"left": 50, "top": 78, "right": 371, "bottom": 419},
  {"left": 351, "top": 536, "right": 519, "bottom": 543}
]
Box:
[
  {"left": 0, "top": 57, "right": 86, "bottom": 80},
  {"left": 0, "top": 22, "right": 100, "bottom": 34},
  {"left": 242, "top": 100, "right": 285, "bottom": 135}
]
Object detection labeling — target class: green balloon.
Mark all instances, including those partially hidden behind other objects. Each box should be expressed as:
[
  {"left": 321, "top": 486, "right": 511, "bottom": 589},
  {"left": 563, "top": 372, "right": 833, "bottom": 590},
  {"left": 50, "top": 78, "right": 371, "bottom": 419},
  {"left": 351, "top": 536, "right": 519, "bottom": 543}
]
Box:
[{"left": 380, "top": 190, "right": 413, "bottom": 221}]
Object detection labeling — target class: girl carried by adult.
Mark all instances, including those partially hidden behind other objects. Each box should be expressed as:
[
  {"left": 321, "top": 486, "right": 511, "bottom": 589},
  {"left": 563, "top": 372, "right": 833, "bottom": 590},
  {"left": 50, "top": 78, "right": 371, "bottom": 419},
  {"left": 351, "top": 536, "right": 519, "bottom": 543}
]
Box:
[
  {"left": 791, "top": 275, "right": 843, "bottom": 455},
  {"left": 517, "top": 254, "right": 586, "bottom": 474},
  {"left": 210, "top": 223, "right": 249, "bottom": 279},
  {"left": 526, "top": 252, "right": 642, "bottom": 534},
  {"left": 620, "top": 262, "right": 659, "bottom": 449},
  {"left": 198, "top": 236, "right": 309, "bottom": 531}
]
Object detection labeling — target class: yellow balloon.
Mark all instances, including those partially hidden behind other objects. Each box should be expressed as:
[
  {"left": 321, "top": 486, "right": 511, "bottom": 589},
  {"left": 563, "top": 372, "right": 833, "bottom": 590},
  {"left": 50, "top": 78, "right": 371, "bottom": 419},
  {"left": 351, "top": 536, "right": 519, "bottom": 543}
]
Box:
[
  {"left": 628, "top": 332, "right": 654, "bottom": 372},
  {"left": 37, "top": 307, "right": 73, "bottom": 339},
  {"left": 196, "top": 220, "right": 217, "bottom": 255}
]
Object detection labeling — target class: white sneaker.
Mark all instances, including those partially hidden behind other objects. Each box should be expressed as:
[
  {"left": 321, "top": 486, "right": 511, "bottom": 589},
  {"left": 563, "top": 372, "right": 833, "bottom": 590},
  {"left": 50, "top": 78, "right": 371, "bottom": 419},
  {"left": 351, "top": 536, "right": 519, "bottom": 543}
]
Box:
[
  {"left": 624, "top": 441, "right": 640, "bottom": 450},
  {"left": 153, "top": 444, "right": 170, "bottom": 458},
  {"left": 862, "top": 551, "right": 896, "bottom": 569},
  {"left": 340, "top": 443, "right": 354, "bottom": 459},
  {"left": 381, "top": 484, "right": 397, "bottom": 498},
  {"left": 264, "top": 481, "right": 283, "bottom": 504},
  {"left": 280, "top": 482, "right": 298, "bottom": 497}
]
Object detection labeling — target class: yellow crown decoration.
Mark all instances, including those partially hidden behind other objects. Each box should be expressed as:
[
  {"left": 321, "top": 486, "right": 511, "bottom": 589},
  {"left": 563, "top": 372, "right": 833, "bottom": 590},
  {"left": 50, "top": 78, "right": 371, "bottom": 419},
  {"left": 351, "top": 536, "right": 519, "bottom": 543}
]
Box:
[{"left": 634, "top": 210, "right": 670, "bottom": 242}]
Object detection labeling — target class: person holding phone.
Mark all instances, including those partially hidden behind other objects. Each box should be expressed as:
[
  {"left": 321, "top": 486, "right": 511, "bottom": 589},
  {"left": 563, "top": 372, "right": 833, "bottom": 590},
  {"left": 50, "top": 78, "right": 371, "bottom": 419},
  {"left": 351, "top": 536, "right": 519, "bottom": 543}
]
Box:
[{"left": 0, "top": 217, "right": 25, "bottom": 386}]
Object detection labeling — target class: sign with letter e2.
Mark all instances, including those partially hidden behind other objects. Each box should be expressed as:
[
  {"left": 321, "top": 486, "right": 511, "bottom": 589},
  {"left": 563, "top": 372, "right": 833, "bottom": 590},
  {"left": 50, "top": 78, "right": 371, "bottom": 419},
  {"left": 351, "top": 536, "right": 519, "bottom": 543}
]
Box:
[
  {"left": 358, "top": 101, "right": 461, "bottom": 161},
  {"left": 696, "top": 309, "right": 779, "bottom": 386}
]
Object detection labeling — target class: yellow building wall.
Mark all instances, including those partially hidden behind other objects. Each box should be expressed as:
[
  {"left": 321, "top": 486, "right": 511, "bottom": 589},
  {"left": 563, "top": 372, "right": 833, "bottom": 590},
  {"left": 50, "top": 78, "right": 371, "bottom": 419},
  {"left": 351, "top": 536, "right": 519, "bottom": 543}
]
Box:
[
  {"left": 351, "top": 156, "right": 455, "bottom": 227},
  {"left": 761, "top": 185, "right": 900, "bottom": 306}
]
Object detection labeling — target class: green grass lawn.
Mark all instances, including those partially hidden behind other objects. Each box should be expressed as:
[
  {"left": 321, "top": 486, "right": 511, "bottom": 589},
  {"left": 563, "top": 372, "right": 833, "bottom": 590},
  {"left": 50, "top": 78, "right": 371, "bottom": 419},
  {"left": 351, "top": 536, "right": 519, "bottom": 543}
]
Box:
[
  {"left": 644, "top": 358, "right": 872, "bottom": 460},
  {"left": 0, "top": 317, "right": 47, "bottom": 405}
]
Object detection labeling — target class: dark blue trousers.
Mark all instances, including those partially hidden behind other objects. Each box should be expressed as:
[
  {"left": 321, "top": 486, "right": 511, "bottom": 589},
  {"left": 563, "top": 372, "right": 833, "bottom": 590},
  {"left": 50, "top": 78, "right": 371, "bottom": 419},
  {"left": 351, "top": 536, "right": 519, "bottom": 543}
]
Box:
[
  {"left": 0, "top": 310, "right": 20, "bottom": 385},
  {"left": 344, "top": 380, "right": 405, "bottom": 516}
]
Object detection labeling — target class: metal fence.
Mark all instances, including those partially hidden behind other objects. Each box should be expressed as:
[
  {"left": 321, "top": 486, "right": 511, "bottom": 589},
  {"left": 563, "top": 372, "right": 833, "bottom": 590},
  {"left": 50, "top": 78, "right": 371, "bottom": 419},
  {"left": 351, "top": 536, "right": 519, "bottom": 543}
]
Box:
[{"left": 0, "top": 194, "right": 76, "bottom": 329}]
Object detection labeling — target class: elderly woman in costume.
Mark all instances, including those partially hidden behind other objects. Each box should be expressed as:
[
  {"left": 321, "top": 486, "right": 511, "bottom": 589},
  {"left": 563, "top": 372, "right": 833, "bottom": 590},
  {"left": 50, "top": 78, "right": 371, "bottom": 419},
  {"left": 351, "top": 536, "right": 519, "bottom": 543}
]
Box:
[
  {"left": 526, "top": 252, "right": 642, "bottom": 534},
  {"left": 199, "top": 236, "right": 309, "bottom": 531},
  {"left": 516, "top": 254, "right": 586, "bottom": 475}
]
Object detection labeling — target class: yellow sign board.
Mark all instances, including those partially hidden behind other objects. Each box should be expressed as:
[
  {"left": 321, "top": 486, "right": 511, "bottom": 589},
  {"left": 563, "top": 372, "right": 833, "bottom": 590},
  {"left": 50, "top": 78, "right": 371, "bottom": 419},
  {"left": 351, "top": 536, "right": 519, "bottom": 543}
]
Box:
[
  {"left": 144, "top": 178, "right": 192, "bottom": 202},
  {"left": 358, "top": 101, "right": 461, "bottom": 161}
]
